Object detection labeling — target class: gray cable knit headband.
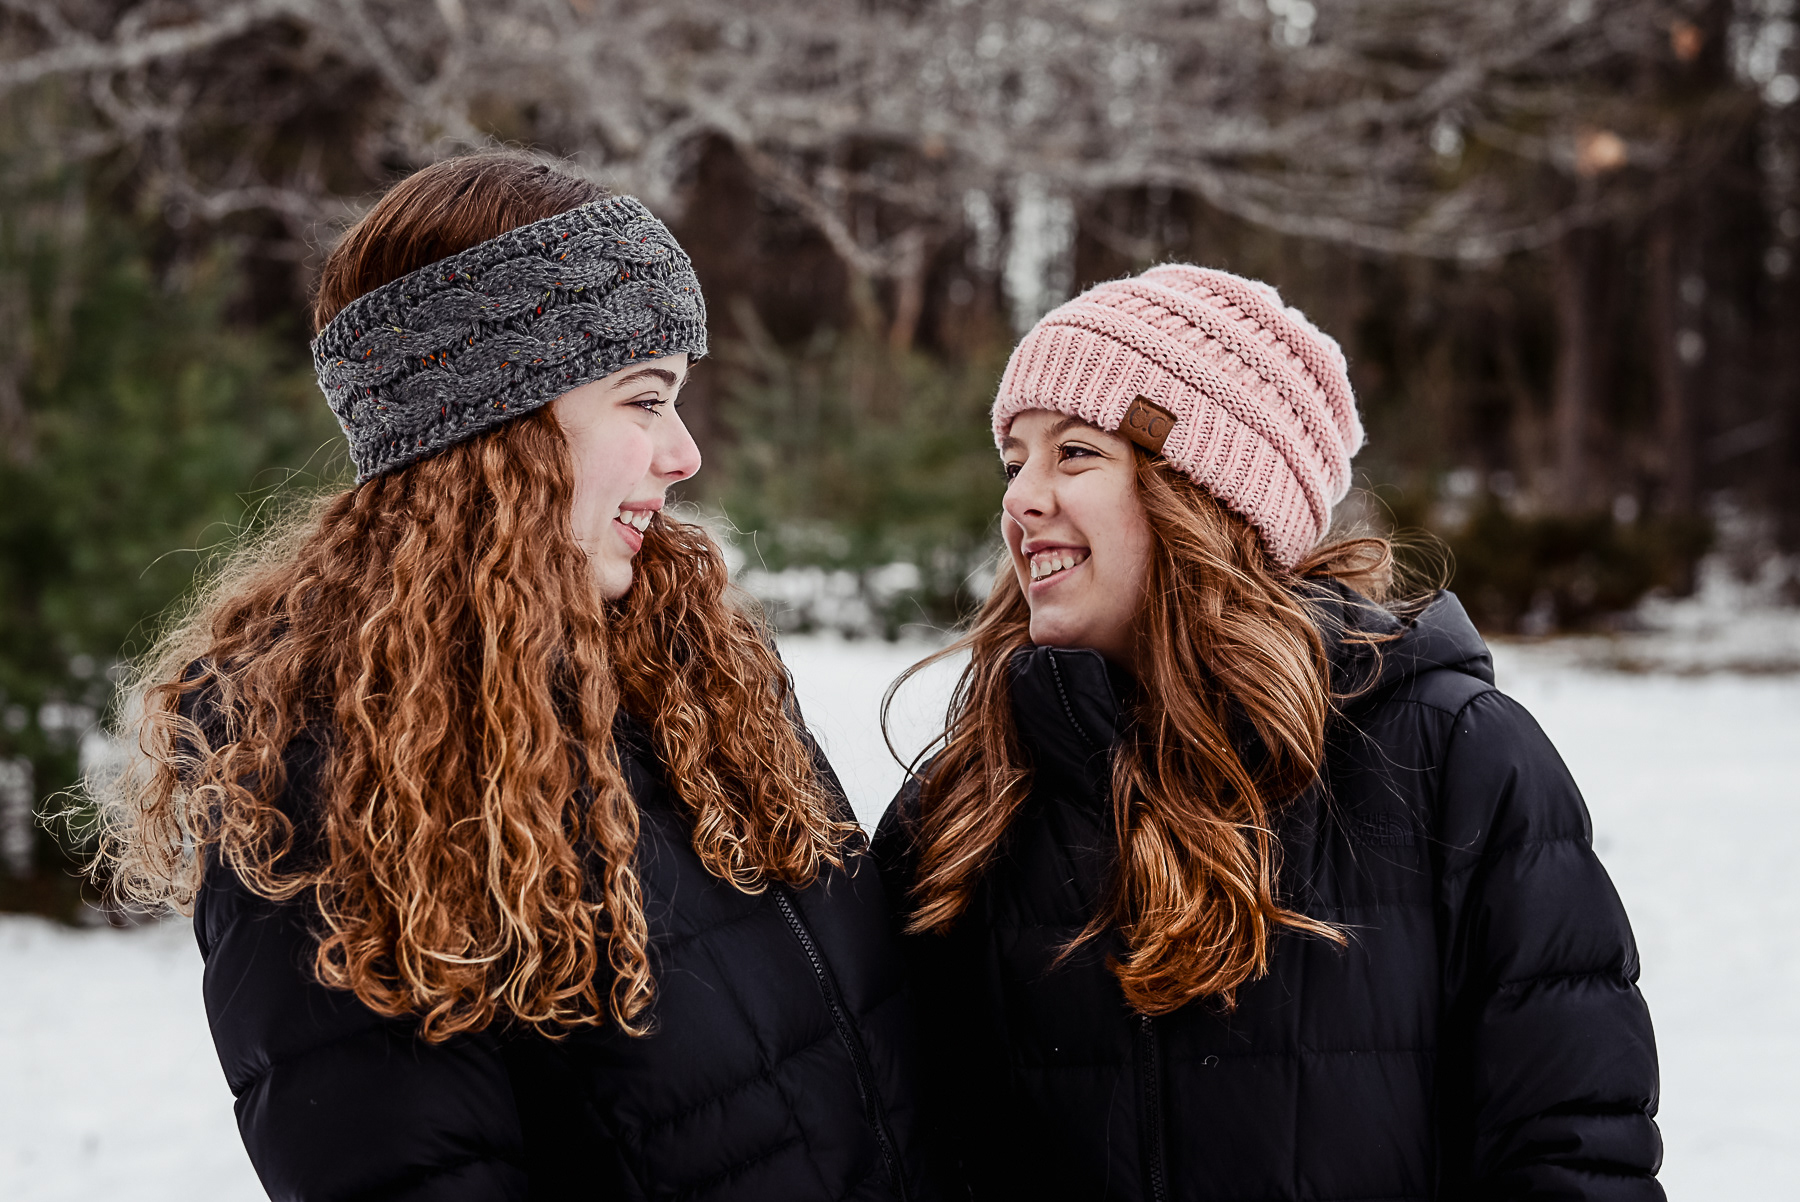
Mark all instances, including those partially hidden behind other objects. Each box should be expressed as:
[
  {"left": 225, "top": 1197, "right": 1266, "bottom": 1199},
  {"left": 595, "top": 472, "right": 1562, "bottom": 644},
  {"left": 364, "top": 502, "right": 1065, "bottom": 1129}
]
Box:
[{"left": 312, "top": 194, "right": 707, "bottom": 483}]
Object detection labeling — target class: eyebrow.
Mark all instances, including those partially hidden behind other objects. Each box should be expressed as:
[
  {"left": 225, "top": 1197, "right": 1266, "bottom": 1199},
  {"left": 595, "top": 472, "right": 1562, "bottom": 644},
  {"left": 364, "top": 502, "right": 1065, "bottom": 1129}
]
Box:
[
  {"left": 611, "top": 367, "right": 679, "bottom": 389},
  {"left": 1000, "top": 415, "right": 1096, "bottom": 454}
]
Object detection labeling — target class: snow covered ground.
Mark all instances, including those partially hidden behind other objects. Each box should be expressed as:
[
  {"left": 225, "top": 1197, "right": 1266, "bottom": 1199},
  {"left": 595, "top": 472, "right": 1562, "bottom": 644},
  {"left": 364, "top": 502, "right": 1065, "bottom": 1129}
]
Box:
[{"left": 4, "top": 632, "right": 1797, "bottom": 1200}]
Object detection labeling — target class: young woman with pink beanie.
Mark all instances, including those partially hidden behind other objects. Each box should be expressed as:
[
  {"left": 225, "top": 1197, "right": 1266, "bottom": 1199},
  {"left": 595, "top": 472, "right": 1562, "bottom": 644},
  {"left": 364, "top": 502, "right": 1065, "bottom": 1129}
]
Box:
[{"left": 874, "top": 264, "right": 1663, "bottom": 1201}]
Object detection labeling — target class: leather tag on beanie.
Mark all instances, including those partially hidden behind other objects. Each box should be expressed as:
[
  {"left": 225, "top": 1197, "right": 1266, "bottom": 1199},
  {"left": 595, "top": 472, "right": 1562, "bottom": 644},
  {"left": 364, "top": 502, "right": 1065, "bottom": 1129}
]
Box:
[{"left": 1120, "top": 395, "right": 1178, "bottom": 454}]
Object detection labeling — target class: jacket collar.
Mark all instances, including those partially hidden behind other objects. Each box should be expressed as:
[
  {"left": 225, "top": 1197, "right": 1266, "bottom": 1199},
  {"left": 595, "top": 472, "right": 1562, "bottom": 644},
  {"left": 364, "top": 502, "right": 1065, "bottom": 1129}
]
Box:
[{"left": 1007, "top": 645, "right": 1129, "bottom": 795}]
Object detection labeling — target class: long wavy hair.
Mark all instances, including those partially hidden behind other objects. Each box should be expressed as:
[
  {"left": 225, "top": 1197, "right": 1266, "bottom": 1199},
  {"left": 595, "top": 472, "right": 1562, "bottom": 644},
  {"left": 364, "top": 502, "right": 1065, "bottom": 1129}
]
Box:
[
  {"left": 893, "top": 451, "right": 1398, "bottom": 1015},
  {"left": 91, "top": 151, "right": 855, "bottom": 1041}
]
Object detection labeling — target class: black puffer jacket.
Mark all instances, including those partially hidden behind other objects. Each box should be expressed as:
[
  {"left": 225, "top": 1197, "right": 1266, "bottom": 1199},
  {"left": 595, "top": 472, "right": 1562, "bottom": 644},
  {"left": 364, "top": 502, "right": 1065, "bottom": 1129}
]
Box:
[
  {"left": 875, "top": 587, "right": 1662, "bottom": 1201},
  {"left": 195, "top": 712, "right": 933, "bottom": 1202}
]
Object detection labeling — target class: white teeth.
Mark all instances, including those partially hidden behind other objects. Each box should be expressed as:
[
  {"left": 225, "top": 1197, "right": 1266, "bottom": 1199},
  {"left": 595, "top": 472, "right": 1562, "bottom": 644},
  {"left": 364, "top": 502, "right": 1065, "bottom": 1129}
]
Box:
[
  {"left": 1029, "top": 551, "right": 1086, "bottom": 581},
  {"left": 617, "top": 509, "right": 655, "bottom": 532}
]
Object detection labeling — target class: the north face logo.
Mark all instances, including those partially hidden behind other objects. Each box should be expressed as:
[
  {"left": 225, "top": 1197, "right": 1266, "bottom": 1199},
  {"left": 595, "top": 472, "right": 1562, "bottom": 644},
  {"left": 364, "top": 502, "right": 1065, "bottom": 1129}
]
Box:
[{"left": 1354, "top": 813, "right": 1416, "bottom": 847}]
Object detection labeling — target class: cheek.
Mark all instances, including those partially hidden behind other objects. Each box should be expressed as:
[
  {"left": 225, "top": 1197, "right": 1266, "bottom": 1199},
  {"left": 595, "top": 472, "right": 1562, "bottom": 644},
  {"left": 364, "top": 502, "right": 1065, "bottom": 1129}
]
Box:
[
  {"left": 1083, "top": 484, "right": 1153, "bottom": 598},
  {"left": 569, "top": 429, "right": 654, "bottom": 517},
  {"left": 1115, "top": 501, "right": 1154, "bottom": 579}
]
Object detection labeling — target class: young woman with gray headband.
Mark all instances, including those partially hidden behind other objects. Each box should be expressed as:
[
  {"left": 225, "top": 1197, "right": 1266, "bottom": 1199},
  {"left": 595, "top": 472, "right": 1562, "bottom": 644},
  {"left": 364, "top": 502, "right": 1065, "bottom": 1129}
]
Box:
[{"left": 94, "top": 151, "right": 934, "bottom": 1202}]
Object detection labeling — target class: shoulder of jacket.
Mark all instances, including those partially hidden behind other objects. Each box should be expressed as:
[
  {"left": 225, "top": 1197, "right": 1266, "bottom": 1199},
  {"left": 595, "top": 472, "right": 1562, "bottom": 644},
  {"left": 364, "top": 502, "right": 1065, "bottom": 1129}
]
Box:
[
  {"left": 1426, "top": 686, "right": 1600, "bottom": 867},
  {"left": 1348, "top": 673, "right": 1560, "bottom": 784},
  {"left": 1365, "top": 663, "right": 1496, "bottom": 718}
]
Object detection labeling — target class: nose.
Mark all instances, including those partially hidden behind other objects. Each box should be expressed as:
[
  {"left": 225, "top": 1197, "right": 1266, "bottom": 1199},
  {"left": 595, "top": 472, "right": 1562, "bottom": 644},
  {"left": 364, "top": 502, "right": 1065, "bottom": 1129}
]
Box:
[
  {"left": 655, "top": 406, "right": 703, "bottom": 484},
  {"left": 1002, "top": 457, "right": 1053, "bottom": 527}
]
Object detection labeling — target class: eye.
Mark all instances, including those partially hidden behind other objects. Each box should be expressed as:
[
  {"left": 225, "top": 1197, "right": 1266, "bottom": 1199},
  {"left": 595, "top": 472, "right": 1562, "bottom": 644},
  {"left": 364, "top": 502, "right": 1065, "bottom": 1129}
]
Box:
[
  {"left": 1057, "top": 442, "right": 1099, "bottom": 463},
  {"left": 628, "top": 392, "right": 666, "bottom": 414},
  {"left": 1002, "top": 461, "right": 1023, "bottom": 481}
]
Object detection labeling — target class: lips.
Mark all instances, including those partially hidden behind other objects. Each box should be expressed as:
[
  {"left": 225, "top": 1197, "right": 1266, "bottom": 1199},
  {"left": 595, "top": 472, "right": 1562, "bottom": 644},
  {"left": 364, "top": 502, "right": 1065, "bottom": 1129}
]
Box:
[{"left": 613, "top": 505, "right": 657, "bottom": 553}]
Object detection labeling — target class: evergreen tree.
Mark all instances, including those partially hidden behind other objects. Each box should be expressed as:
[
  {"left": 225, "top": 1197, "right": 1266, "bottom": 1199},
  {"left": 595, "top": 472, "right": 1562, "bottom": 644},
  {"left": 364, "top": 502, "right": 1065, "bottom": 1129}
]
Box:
[{"left": 0, "top": 179, "right": 340, "bottom": 914}]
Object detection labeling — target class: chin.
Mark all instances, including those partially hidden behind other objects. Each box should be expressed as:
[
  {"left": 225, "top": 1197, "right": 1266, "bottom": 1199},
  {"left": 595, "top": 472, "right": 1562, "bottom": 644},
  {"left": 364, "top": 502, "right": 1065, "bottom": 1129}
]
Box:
[
  {"left": 1027, "top": 612, "right": 1091, "bottom": 651},
  {"left": 595, "top": 563, "right": 634, "bottom": 601},
  {"left": 1029, "top": 601, "right": 1134, "bottom": 663}
]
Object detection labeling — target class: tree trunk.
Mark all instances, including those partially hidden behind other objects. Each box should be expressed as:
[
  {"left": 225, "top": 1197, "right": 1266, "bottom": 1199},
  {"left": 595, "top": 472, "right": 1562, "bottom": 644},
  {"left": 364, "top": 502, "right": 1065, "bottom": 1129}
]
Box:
[
  {"left": 1646, "top": 210, "right": 1696, "bottom": 515},
  {"left": 888, "top": 228, "right": 929, "bottom": 353},
  {"left": 1551, "top": 228, "right": 1604, "bottom": 510}
]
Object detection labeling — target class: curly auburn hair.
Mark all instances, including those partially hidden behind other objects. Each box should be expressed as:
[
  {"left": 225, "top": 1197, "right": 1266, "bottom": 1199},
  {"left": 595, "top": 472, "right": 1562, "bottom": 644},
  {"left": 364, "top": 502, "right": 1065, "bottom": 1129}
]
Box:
[
  {"left": 890, "top": 452, "right": 1400, "bottom": 1015},
  {"left": 92, "top": 151, "right": 855, "bottom": 1040}
]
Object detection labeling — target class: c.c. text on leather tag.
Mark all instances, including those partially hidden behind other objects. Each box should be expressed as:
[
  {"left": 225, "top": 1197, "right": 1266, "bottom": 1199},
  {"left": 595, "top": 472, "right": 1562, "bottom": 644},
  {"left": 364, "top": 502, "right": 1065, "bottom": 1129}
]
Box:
[{"left": 1120, "top": 395, "right": 1178, "bottom": 454}]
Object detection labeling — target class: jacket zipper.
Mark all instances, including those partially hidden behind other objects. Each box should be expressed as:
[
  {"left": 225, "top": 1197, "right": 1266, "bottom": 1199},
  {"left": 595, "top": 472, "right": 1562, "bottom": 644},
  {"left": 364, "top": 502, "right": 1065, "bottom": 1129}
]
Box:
[
  {"left": 1137, "top": 1014, "right": 1170, "bottom": 1202},
  {"left": 773, "top": 886, "right": 910, "bottom": 1201}
]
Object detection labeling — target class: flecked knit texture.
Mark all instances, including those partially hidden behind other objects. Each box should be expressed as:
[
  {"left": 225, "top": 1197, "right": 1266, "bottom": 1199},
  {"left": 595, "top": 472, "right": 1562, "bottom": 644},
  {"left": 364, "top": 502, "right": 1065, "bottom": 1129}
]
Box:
[
  {"left": 992, "top": 263, "right": 1364, "bottom": 568},
  {"left": 313, "top": 195, "right": 707, "bottom": 483}
]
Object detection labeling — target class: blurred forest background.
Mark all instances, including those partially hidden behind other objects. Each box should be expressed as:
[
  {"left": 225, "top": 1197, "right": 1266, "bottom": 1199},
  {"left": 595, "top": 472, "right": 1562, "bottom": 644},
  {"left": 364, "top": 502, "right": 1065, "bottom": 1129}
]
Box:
[{"left": 1, "top": 0, "right": 1797, "bottom": 913}]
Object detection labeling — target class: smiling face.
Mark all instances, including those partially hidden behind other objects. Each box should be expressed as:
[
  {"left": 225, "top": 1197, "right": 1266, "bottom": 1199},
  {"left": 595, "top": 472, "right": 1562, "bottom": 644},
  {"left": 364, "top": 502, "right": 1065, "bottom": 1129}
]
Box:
[
  {"left": 552, "top": 353, "right": 701, "bottom": 600},
  {"left": 1000, "top": 408, "right": 1155, "bottom": 665}
]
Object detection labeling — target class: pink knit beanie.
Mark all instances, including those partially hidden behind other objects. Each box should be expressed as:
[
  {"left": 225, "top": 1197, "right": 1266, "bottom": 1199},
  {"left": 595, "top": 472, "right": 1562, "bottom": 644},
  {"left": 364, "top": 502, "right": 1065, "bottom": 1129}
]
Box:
[{"left": 992, "top": 263, "right": 1364, "bottom": 569}]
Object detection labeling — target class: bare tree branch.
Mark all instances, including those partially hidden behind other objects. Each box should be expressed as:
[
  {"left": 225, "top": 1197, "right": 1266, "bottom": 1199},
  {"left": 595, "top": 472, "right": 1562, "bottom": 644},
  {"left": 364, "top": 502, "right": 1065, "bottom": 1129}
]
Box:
[
  {"left": 0, "top": 0, "right": 1760, "bottom": 279},
  {"left": 0, "top": 0, "right": 293, "bottom": 92}
]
